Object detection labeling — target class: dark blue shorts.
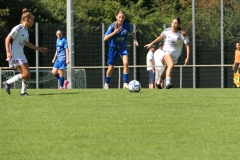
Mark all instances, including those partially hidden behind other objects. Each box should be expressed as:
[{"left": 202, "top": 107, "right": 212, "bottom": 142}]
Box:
[
  {"left": 53, "top": 58, "right": 67, "bottom": 70},
  {"left": 148, "top": 70, "right": 155, "bottom": 84},
  {"left": 107, "top": 46, "right": 128, "bottom": 66}
]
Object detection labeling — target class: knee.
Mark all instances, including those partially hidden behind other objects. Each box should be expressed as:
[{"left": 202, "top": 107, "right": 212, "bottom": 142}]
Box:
[
  {"left": 167, "top": 62, "right": 174, "bottom": 69},
  {"left": 22, "top": 72, "right": 31, "bottom": 81},
  {"left": 123, "top": 61, "right": 129, "bottom": 66},
  {"left": 52, "top": 70, "right": 57, "bottom": 76}
]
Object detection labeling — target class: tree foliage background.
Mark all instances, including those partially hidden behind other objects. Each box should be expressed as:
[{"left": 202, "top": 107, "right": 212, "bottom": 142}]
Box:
[{"left": 0, "top": 0, "right": 240, "bottom": 66}]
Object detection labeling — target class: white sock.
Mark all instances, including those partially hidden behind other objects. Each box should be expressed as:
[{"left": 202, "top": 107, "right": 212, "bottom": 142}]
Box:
[
  {"left": 6, "top": 74, "right": 22, "bottom": 84},
  {"left": 21, "top": 79, "right": 28, "bottom": 93},
  {"left": 157, "top": 78, "right": 163, "bottom": 85},
  {"left": 166, "top": 77, "right": 171, "bottom": 85}
]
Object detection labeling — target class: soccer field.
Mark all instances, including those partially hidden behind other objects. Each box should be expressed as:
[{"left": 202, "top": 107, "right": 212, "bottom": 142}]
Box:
[{"left": 1, "top": 88, "right": 240, "bottom": 160}]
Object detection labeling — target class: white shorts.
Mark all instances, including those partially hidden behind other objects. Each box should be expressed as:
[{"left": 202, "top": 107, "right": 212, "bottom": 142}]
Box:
[
  {"left": 163, "top": 51, "right": 179, "bottom": 64},
  {"left": 155, "top": 66, "right": 165, "bottom": 79},
  {"left": 8, "top": 58, "right": 28, "bottom": 68}
]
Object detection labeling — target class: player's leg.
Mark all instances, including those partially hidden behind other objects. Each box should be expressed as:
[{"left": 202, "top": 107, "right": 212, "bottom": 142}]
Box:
[
  {"left": 58, "top": 58, "right": 69, "bottom": 89},
  {"left": 233, "top": 63, "right": 239, "bottom": 88},
  {"left": 52, "top": 59, "right": 60, "bottom": 79},
  {"left": 164, "top": 53, "right": 174, "bottom": 89},
  {"left": 58, "top": 69, "right": 65, "bottom": 89},
  {"left": 15, "top": 65, "right": 29, "bottom": 96},
  {"left": 155, "top": 69, "right": 161, "bottom": 89},
  {"left": 3, "top": 59, "right": 29, "bottom": 95},
  {"left": 148, "top": 70, "right": 154, "bottom": 89},
  {"left": 121, "top": 48, "right": 129, "bottom": 89},
  {"left": 104, "top": 47, "right": 117, "bottom": 89}
]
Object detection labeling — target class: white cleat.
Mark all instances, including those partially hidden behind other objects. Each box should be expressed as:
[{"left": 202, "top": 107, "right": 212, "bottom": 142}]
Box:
[
  {"left": 104, "top": 83, "right": 109, "bottom": 89},
  {"left": 123, "top": 83, "right": 128, "bottom": 89}
]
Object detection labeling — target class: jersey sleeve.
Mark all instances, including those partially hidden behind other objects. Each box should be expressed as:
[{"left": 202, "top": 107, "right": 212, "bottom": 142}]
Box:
[
  {"left": 160, "top": 30, "right": 166, "bottom": 38},
  {"left": 183, "top": 36, "right": 189, "bottom": 44},
  {"left": 8, "top": 25, "right": 21, "bottom": 39},
  {"left": 147, "top": 52, "right": 153, "bottom": 60},
  {"left": 64, "top": 38, "right": 68, "bottom": 48},
  {"left": 105, "top": 23, "right": 114, "bottom": 36},
  {"left": 127, "top": 23, "right": 133, "bottom": 34}
]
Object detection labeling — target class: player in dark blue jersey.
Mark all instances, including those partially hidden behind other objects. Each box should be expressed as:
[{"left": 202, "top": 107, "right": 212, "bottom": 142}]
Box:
[
  {"left": 52, "top": 29, "right": 70, "bottom": 89},
  {"left": 103, "top": 10, "right": 138, "bottom": 89}
]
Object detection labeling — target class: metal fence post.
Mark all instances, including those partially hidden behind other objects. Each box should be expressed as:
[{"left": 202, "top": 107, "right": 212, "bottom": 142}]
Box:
[
  {"left": 133, "top": 24, "right": 136, "bottom": 80},
  {"left": 102, "top": 23, "right": 105, "bottom": 88},
  {"left": 221, "top": 0, "right": 224, "bottom": 88},
  {"left": 35, "top": 22, "right": 39, "bottom": 89}
]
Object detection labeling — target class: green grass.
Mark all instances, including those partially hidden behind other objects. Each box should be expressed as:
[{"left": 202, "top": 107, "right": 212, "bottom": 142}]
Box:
[{"left": 0, "top": 88, "right": 240, "bottom": 160}]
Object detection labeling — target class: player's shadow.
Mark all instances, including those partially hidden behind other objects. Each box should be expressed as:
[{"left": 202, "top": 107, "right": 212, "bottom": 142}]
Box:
[{"left": 37, "top": 92, "right": 80, "bottom": 96}]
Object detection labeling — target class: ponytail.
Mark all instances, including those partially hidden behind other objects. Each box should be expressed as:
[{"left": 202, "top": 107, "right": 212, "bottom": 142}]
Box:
[{"left": 21, "top": 8, "right": 34, "bottom": 22}]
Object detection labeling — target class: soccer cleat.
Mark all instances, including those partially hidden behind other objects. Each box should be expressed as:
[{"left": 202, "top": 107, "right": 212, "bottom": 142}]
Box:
[
  {"left": 156, "top": 82, "right": 162, "bottom": 89},
  {"left": 20, "top": 92, "right": 29, "bottom": 96},
  {"left": 58, "top": 87, "right": 64, "bottom": 90},
  {"left": 166, "top": 83, "right": 173, "bottom": 89},
  {"left": 104, "top": 83, "right": 109, "bottom": 89},
  {"left": 123, "top": 83, "right": 128, "bottom": 89},
  {"left": 63, "top": 80, "right": 69, "bottom": 89},
  {"left": 2, "top": 82, "right": 11, "bottom": 95}
]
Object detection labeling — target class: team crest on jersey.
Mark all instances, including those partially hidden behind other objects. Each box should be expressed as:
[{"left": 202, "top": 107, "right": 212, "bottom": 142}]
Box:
[{"left": 177, "top": 37, "right": 181, "bottom": 40}]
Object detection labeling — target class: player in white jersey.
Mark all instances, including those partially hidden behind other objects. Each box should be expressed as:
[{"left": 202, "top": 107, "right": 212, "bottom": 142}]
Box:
[
  {"left": 144, "top": 17, "right": 190, "bottom": 89},
  {"left": 154, "top": 42, "right": 165, "bottom": 89},
  {"left": 2, "top": 8, "right": 48, "bottom": 95}
]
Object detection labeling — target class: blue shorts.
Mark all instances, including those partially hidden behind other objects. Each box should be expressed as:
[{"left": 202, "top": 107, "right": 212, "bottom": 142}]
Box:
[
  {"left": 148, "top": 70, "right": 155, "bottom": 84},
  {"left": 53, "top": 58, "right": 67, "bottom": 70},
  {"left": 107, "top": 46, "right": 128, "bottom": 66}
]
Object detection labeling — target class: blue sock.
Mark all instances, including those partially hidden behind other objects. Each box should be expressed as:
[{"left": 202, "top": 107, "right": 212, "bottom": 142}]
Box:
[
  {"left": 105, "top": 76, "right": 111, "bottom": 84},
  {"left": 60, "top": 76, "right": 64, "bottom": 88},
  {"left": 55, "top": 73, "right": 60, "bottom": 79},
  {"left": 123, "top": 73, "right": 128, "bottom": 83}
]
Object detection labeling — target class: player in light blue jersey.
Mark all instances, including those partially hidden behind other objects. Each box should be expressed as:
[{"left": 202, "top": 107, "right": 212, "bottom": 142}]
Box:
[
  {"left": 52, "top": 29, "right": 70, "bottom": 89},
  {"left": 103, "top": 10, "right": 138, "bottom": 89}
]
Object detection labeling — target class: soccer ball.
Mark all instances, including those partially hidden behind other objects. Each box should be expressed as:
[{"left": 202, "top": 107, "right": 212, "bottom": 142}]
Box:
[{"left": 128, "top": 80, "right": 141, "bottom": 92}]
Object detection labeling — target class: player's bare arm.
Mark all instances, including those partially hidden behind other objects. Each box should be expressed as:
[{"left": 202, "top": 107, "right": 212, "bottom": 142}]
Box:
[
  {"left": 144, "top": 36, "right": 164, "bottom": 49},
  {"left": 25, "top": 42, "right": 48, "bottom": 54}
]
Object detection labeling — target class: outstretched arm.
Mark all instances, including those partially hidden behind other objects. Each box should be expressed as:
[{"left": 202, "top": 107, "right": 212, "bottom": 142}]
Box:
[
  {"left": 25, "top": 42, "right": 48, "bottom": 54},
  {"left": 144, "top": 35, "right": 164, "bottom": 49}
]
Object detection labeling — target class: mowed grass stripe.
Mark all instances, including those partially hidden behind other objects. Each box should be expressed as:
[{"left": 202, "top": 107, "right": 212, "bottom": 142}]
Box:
[{"left": 0, "top": 89, "right": 239, "bottom": 159}]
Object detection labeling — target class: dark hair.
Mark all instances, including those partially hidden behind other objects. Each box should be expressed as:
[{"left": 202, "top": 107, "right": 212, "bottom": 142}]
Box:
[
  {"left": 158, "top": 41, "right": 164, "bottom": 48},
  {"left": 114, "top": 10, "right": 125, "bottom": 29},
  {"left": 172, "top": 17, "right": 189, "bottom": 37},
  {"left": 21, "top": 8, "right": 34, "bottom": 22}
]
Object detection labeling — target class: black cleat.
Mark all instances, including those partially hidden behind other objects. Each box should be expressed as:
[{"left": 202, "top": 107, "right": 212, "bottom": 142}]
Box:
[
  {"left": 20, "top": 92, "right": 29, "bottom": 96},
  {"left": 166, "top": 83, "right": 173, "bottom": 89},
  {"left": 156, "top": 83, "right": 162, "bottom": 89},
  {"left": 2, "top": 82, "right": 11, "bottom": 95}
]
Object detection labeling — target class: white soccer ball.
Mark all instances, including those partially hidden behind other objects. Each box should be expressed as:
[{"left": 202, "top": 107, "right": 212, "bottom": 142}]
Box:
[{"left": 128, "top": 80, "right": 141, "bottom": 92}]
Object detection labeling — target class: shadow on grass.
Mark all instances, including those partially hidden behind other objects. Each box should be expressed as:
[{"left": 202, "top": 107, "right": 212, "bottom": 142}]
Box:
[{"left": 37, "top": 92, "right": 80, "bottom": 96}]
